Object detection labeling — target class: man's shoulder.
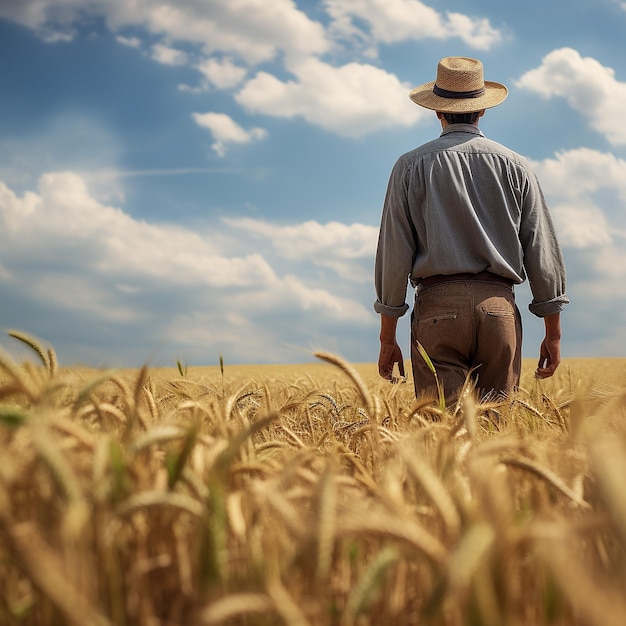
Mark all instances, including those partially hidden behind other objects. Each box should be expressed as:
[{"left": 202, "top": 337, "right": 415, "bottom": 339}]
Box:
[{"left": 393, "top": 139, "right": 441, "bottom": 166}]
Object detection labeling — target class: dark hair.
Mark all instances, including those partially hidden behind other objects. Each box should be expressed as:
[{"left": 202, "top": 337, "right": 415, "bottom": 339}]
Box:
[{"left": 443, "top": 111, "right": 481, "bottom": 124}]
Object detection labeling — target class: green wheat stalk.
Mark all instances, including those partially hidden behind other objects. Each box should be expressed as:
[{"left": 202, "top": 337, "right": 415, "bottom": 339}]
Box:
[
  {"left": 176, "top": 359, "right": 188, "bottom": 377},
  {"left": 416, "top": 340, "right": 446, "bottom": 412},
  {"left": 219, "top": 353, "right": 225, "bottom": 397}
]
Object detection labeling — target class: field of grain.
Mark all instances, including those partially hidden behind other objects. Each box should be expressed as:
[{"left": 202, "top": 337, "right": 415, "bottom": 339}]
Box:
[{"left": 1, "top": 331, "right": 626, "bottom": 626}]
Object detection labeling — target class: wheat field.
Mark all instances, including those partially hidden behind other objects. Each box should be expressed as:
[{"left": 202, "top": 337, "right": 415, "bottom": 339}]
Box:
[{"left": 1, "top": 330, "right": 626, "bottom": 626}]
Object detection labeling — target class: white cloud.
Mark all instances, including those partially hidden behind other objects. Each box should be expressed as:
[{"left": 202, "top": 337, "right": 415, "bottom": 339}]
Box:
[
  {"left": 324, "top": 0, "right": 502, "bottom": 51},
  {"left": 0, "top": 0, "right": 330, "bottom": 65},
  {"left": 0, "top": 172, "right": 374, "bottom": 365},
  {"left": 116, "top": 35, "right": 142, "bottom": 48},
  {"left": 226, "top": 217, "right": 378, "bottom": 281},
  {"left": 236, "top": 57, "right": 425, "bottom": 137},
  {"left": 0, "top": 0, "right": 90, "bottom": 41},
  {"left": 444, "top": 12, "right": 503, "bottom": 50},
  {"left": 162, "top": 278, "right": 374, "bottom": 364},
  {"left": 516, "top": 48, "right": 626, "bottom": 145},
  {"left": 0, "top": 172, "right": 275, "bottom": 288},
  {"left": 532, "top": 148, "right": 626, "bottom": 267},
  {"left": 550, "top": 202, "right": 612, "bottom": 249},
  {"left": 151, "top": 43, "right": 188, "bottom": 66},
  {"left": 192, "top": 112, "right": 267, "bottom": 157},
  {"left": 532, "top": 148, "right": 626, "bottom": 205},
  {"left": 197, "top": 57, "right": 247, "bottom": 89},
  {"left": 0, "top": 0, "right": 451, "bottom": 138},
  {"left": 522, "top": 146, "right": 626, "bottom": 357},
  {"left": 0, "top": 0, "right": 503, "bottom": 57},
  {"left": 279, "top": 275, "right": 372, "bottom": 322}
]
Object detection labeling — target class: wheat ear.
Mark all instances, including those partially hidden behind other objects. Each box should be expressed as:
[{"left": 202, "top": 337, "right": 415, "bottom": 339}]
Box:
[{"left": 314, "top": 351, "right": 376, "bottom": 419}]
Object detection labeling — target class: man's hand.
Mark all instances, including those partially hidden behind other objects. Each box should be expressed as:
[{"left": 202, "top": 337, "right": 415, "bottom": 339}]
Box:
[
  {"left": 378, "top": 314, "right": 405, "bottom": 382},
  {"left": 536, "top": 313, "right": 562, "bottom": 379},
  {"left": 536, "top": 337, "right": 561, "bottom": 379},
  {"left": 378, "top": 342, "right": 405, "bottom": 381}
]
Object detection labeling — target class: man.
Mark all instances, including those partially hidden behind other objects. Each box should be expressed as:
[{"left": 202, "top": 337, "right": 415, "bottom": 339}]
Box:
[{"left": 374, "top": 56, "right": 569, "bottom": 399}]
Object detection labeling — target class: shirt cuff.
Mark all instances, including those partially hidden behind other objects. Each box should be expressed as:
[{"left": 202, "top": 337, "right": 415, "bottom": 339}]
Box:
[
  {"left": 374, "top": 300, "right": 410, "bottom": 317},
  {"left": 528, "top": 295, "right": 570, "bottom": 317}
]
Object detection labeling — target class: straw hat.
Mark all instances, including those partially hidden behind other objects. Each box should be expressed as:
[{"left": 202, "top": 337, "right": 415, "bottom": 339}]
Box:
[{"left": 409, "top": 57, "right": 508, "bottom": 112}]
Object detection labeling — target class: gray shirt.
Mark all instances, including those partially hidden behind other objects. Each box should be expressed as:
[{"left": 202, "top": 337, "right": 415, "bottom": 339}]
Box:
[{"left": 374, "top": 124, "right": 569, "bottom": 318}]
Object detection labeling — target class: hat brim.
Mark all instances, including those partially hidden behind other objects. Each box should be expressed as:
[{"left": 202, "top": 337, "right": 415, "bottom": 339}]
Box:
[{"left": 409, "top": 80, "right": 508, "bottom": 112}]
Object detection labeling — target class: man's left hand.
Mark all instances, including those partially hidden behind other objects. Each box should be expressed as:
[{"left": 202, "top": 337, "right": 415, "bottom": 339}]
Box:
[
  {"left": 378, "top": 342, "right": 405, "bottom": 381},
  {"left": 536, "top": 337, "right": 561, "bottom": 379}
]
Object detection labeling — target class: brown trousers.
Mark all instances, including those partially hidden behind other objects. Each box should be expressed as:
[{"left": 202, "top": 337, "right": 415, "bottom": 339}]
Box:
[{"left": 410, "top": 280, "right": 522, "bottom": 400}]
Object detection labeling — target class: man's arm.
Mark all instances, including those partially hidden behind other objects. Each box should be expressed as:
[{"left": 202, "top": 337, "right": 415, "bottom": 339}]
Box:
[
  {"left": 378, "top": 314, "right": 405, "bottom": 380},
  {"left": 536, "top": 312, "right": 561, "bottom": 379}
]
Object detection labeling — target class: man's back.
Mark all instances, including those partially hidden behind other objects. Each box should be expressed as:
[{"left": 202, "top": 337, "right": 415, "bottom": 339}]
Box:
[{"left": 378, "top": 123, "right": 564, "bottom": 312}]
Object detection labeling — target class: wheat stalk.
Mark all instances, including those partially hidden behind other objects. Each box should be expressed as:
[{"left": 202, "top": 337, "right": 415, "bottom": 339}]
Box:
[
  {"left": 400, "top": 445, "right": 461, "bottom": 539},
  {"left": 500, "top": 456, "right": 590, "bottom": 509},
  {"left": 7, "top": 329, "right": 52, "bottom": 372},
  {"left": 199, "top": 593, "right": 275, "bottom": 624},
  {"left": 115, "top": 491, "right": 204, "bottom": 517},
  {"left": 314, "top": 351, "right": 376, "bottom": 420},
  {"left": 342, "top": 546, "right": 400, "bottom": 625},
  {"left": 0, "top": 517, "right": 112, "bottom": 626},
  {"left": 316, "top": 464, "right": 338, "bottom": 581}
]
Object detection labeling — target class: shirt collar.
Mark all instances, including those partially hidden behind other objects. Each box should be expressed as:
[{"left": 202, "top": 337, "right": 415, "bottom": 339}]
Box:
[{"left": 440, "top": 124, "right": 485, "bottom": 138}]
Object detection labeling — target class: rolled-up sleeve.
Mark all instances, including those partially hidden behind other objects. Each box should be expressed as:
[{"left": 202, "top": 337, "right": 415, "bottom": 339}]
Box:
[
  {"left": 528, "top": 295, "right": 569, "bottom": 317},
  {"left": 373, "top": 158, "right": 416, "bottom": 318}
]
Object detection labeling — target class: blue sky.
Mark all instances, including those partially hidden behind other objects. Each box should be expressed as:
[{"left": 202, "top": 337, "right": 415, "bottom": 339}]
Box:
[{"left": 1, "top": 0, "right": 625, "bottom": 368}]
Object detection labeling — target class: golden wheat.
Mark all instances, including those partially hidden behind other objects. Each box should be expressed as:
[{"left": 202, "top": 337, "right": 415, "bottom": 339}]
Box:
[{"left": 2, "top": 332, "right": 626, "bottom": 625}]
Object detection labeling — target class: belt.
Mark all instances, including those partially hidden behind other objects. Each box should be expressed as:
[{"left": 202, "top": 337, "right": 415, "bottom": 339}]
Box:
[{"left": 418, "top": 271, "right": 514, "bottom": 290}]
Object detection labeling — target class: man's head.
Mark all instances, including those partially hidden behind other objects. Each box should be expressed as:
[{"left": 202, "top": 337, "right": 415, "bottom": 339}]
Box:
[{"left": 409, "top": 57, "right": 507, "bottom": 113}]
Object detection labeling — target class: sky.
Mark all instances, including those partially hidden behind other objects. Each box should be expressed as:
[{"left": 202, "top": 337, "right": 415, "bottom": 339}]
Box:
[{"left": 1, "top": 0, "right": 626, "bottom": 369}]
